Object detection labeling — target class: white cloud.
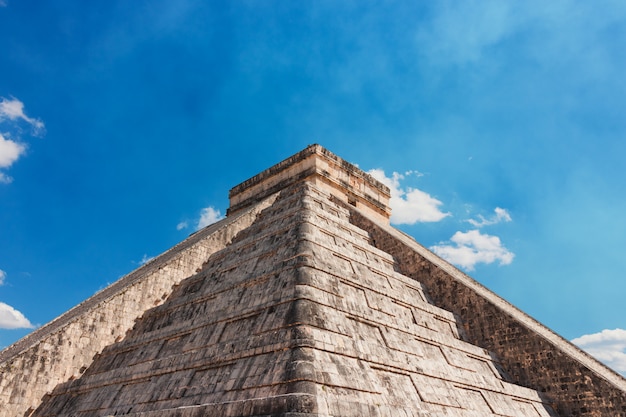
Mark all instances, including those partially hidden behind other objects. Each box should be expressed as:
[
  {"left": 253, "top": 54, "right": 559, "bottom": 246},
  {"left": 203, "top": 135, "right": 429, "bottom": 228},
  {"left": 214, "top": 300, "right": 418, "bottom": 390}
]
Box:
[
  {"left": 0, "top": 271, "right": 35, "bottom": 329},
  {"left": 0, "top": 97, "right": 45, "bottom": 183},
  {"left": 572, "top": 328, "right": 626, "bottom": 374},
  {"left": 404, "top": 169, "right": 424, "bottom": 178},
  {"left": 177, "top": 206, "right": 224, "bottom": 232},
  {"left": 196, "top": 206, "right": 224, "bottom": 230},
  {"left": 0, "top": 97, "right": 45, "bottom": 135},
  {"left": 0, "top": 302, "right": 34, "bottom": 329},
  {"left": 431, "top": 229, "right": 514, "bottom": 271},
  {"left": 468, "top": 207, "right": 512, "bottom": 227},
  {"left": 0, "top": 133, "right": 27, "bottom": 184},
  {"left": 0, "top": 133, "right": 26, "bottom": 168},
  {"left": 139, "top": 254, "right": 154, "bottom": 265},
  {"left": 368, "top": 168, "right": 450, "bottom": 225}
]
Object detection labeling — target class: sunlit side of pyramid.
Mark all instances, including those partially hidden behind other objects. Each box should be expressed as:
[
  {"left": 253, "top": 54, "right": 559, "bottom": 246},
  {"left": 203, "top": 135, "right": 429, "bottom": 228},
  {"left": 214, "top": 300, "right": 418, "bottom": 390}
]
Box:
[{"left": 1, "top": 145, "right": 625, "bottom": 417}]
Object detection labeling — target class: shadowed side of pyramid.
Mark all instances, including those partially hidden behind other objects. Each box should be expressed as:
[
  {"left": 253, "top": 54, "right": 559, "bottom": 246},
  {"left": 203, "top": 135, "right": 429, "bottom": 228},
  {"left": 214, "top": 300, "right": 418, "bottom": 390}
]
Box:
[
  {"left": 32, "top": 181, "right": 557, "bottom": 417},
  {"left": 32, "top": 184, "right": 319, "bottom": 416},
  {"left": 344, "top": 203, "right": 626, "bottom": 416},
  {"left": 0, "top": 187, "right": 280, "bottom": 417}
]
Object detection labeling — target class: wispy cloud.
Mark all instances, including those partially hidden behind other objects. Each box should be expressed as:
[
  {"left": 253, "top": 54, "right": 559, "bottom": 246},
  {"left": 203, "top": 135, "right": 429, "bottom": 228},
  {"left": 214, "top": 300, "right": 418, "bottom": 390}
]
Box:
[
  {"left": 368, "top": 169, "right": 450, "bottom": 225},
  {"left": 572, "top": 328, "right": 626, "bottom": 375},
  {"left": 468, "top": 207, "right": 512, "bottom": 227},
  {"left": 0, "top": 302, "right": 34, "bottom": 330},
  {"left": 431, "top": 229, "right": 514, "bottom": 271},
  {"left": 0, "top": 97, "right": 45, "bottom": 183},
  {"left": 139, "top": 254, "right": 154, "bottom": 265},
  {"left": 176, "top": 221, "right": 189, "bottom": 231},
  {"left": 0, "top": 97, "right": 45, "bottom": 136},
  {"left": 0, "top": 269, "right": 6, "bottom": 286},
  {"left": 416, "top": 1, "right": 626, "bottom": 70},
  {"left": 417, "top": 0, "right": 518, "bottom": 65}
]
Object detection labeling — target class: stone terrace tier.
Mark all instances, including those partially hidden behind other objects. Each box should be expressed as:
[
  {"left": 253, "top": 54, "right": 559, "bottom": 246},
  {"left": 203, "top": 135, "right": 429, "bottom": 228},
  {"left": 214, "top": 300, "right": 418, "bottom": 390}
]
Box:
[
  {"left": 228, "top": 144, "right": 391, "bottom": 224},
  {"left": 32, "top": 182, "right": 557, "bottom": 417},
  {"left": 3, "top": 145, "right": 625, "bottom": 417}
]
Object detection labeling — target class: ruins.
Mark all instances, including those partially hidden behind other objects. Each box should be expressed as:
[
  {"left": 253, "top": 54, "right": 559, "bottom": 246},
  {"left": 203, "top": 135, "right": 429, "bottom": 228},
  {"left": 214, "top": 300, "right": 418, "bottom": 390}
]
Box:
[{"left": 1, "top": 144, "right": 625, "bottom": 416}]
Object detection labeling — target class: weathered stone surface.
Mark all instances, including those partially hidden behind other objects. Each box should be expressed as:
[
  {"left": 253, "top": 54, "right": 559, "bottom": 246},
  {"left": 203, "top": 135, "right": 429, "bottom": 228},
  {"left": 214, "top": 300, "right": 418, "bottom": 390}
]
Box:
[
  {"left": 0, "top": 197, "right": 278, "bottom": 417},
  {"left": 347, "top": 202, "right": 626, "bottom": 416},
  {"left": 228, "top": 144, "right": 391, "bottom": 224},
  {"left": 30, "top": 183, "right": 557, "bottom": 416},
  {"left": 1, "top": 145, "right": 624, "bottom": 416}
]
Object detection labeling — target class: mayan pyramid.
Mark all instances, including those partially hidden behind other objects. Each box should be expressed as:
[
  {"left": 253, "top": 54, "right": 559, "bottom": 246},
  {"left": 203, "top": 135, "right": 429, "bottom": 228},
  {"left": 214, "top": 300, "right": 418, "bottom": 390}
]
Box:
[{"left": 1, "top": 145, "right": 625, "bottom": 417}]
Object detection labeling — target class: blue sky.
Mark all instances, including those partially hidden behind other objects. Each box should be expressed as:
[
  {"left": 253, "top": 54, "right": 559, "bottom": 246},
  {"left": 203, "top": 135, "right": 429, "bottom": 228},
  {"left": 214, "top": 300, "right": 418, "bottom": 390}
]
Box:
[{"left": 1, "top": 1, "right": 625, "bottom": 376}]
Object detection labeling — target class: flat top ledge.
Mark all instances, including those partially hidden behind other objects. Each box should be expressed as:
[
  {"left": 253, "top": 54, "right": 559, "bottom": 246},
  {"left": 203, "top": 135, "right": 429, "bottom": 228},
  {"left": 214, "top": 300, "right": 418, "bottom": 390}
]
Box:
[{"left": 228, "top": 144, "right": 391, "bottom": 222}]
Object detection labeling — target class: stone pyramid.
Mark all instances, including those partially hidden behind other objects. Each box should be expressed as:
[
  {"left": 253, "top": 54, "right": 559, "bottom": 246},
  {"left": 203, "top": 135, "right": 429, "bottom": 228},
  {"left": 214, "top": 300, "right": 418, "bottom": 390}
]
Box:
[{"left": 1, "top": 145, "right": 625, "bottom": 417}]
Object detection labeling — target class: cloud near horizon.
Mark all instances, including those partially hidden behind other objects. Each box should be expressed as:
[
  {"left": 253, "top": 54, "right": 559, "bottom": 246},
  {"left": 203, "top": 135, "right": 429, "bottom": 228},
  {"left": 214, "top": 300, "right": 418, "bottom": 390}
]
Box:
[
  {"left": 572, "top": 328, "right": 626, "bottom": 375},
  {"left": 176, "top": 206, "right": 224, "bottom": 232},
  {"left": 197, "top": 206, "right": 224, "bottom": 229},
  {"left": 0, "top": 269, "right": 35, "bottom": 329},
  {"left": 0, "top": 302, "right": 34, "bottom": 330},
  {"left": 368, "top": 169, "right": 450, "bottom": 225},
  {"left": 431, "top": 229, "right": 514, "bottom": 271}
]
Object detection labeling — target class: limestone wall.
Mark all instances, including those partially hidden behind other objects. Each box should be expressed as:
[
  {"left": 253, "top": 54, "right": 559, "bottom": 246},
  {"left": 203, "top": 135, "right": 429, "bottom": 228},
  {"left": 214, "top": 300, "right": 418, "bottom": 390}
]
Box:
[
  {"left": 30, "top": 182, "right": 557, "bottom": 417},
  {"left": 228, "top": 144, "right": 391, "bottom": 223},
  {"left": 347, "top": 205, "right": 626, "bottom": 417},
  {"left": 0, "top": 197, "right": 276, "bottom": 417}
]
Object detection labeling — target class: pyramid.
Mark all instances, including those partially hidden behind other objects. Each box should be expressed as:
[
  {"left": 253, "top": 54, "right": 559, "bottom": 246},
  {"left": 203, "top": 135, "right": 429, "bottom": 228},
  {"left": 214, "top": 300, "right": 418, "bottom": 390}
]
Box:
[{"left": 1, "top": 145, "right": 625, "bottom": 417}]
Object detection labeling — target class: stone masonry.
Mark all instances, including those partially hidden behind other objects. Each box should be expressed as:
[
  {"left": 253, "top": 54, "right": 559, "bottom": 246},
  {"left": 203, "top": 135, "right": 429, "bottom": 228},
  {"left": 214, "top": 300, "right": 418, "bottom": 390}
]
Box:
[
  {"left": 1, "top": 144, "right": 625, "bottom": 416},
  {"left": 31, "top": 181, "right": 557, "bottom": 417},
  {"left": 347, "top": 208, "right": 626, "bottom": 416},
  {"left": 0, "top": 195, "right": 279, "bottom": 417}
]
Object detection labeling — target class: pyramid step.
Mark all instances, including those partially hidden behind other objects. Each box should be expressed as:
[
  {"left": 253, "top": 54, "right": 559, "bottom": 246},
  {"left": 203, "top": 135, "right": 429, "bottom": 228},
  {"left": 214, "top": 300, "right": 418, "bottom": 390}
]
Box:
[{"left": 17, "top": 147, "right": 609, "bottom": 416}]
